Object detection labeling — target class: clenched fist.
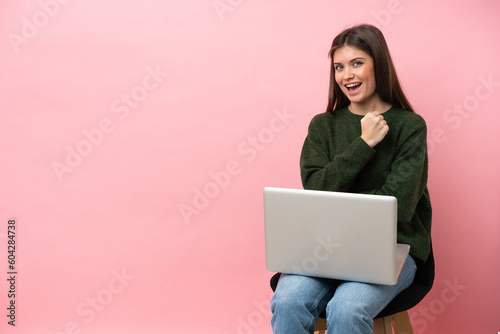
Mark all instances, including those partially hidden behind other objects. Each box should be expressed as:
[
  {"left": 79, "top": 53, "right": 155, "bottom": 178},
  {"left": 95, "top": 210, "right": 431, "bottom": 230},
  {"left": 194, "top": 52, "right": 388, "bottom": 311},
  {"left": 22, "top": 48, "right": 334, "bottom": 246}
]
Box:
[{"left": 360, "top": 112, "right": 389, "bottom": 148}]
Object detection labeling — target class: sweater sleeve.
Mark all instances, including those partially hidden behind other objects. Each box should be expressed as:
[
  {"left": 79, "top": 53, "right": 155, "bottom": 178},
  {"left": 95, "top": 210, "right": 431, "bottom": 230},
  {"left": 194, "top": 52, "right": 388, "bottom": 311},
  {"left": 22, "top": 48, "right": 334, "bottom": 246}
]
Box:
[
  {"left": 362, "top": 116, "right": 429, "bottom": 224},
  {"left": 300, "top": 115, "right": 376, "bottom": 192}
]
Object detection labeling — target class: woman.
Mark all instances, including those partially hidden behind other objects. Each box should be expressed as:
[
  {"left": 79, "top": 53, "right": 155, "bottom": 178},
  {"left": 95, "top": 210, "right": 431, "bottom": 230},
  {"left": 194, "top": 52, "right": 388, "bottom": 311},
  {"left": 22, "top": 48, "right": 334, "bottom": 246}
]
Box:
[{"left": 270, "top": 24, "right": 432, "bottom": 334}]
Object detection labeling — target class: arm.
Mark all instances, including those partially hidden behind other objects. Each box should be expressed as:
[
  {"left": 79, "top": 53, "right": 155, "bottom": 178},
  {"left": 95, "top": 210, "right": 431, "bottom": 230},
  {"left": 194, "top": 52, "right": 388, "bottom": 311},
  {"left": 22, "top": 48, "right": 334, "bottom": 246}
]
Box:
[
  {"left": 362, "top": 117, "right": 429, "bottom": 224},
  {"left": 300, "top": 115, "right": 376, "bottom": 192}
]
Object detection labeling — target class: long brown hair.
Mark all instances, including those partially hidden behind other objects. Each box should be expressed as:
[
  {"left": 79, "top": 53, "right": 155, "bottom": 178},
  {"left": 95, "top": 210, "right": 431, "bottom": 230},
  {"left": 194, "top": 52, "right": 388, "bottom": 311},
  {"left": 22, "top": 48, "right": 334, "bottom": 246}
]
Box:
[{"left": 326, "top": 24, "right": 414, "bottom": 113}]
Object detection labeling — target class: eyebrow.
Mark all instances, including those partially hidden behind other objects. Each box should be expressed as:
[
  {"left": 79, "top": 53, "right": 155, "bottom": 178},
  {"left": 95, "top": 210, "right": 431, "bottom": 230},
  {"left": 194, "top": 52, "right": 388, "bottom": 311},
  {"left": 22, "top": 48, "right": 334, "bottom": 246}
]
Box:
[{"left": 333, "top": 57, "right": 366, "bottom": 65}]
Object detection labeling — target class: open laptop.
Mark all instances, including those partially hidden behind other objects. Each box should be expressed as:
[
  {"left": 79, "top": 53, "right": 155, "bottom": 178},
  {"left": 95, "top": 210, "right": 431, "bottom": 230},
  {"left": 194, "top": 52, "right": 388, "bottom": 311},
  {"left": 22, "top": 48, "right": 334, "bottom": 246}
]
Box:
[{"left": 263, "top": 187, "right": 410, "bottom": 285}]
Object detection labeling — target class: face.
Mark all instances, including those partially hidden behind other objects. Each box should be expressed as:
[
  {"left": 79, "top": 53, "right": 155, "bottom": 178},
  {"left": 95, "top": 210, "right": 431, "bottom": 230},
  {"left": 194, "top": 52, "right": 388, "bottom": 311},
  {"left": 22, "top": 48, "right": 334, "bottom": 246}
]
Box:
[{"left": 333, "top": 45, "right": 380, "bottom": 108}]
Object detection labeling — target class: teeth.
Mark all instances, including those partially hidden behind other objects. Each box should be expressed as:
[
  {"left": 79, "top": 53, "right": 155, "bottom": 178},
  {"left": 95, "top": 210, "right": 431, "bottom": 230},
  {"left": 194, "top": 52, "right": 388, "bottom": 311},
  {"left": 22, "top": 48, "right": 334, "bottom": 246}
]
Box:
[{"left": 346, "top": 83, "right": 361, "bottom": 88}]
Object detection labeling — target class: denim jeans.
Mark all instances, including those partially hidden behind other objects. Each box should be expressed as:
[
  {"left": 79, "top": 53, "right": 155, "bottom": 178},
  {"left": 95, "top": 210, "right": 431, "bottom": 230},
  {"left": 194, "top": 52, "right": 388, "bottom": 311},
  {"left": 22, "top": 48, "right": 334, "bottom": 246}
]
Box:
[{"left": 270, "top": 255, "right": 417, "bottom": 334}]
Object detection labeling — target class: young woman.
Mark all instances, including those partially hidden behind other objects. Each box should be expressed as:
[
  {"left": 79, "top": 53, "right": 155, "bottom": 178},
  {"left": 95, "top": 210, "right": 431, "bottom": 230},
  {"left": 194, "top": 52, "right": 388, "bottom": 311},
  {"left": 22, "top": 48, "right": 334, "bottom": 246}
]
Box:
[{"left": 270, "top": 24, "right": 432, "bottom": 334}]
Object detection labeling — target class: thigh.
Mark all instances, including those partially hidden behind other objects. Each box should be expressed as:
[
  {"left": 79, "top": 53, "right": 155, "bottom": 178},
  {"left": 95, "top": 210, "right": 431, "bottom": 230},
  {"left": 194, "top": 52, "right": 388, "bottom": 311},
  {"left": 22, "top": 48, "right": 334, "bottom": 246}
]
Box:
[{"left": 328, "top": 255, "right": 417, "bottom": 318}]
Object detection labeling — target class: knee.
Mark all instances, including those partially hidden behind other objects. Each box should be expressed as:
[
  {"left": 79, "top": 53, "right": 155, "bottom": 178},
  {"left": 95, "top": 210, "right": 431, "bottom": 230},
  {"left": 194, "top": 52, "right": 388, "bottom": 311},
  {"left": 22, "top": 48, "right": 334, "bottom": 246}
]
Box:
[
  {"left": 271, "top": 285, "right": 320, "bottom": 333},
  {"left": 271, "top": 275, "right": 319, "bottom": 315},
  {"left": 326, "top": 297, "right": 374, "bottom": 329},
  {"left": 271, "top": 289, "right": 308, "bottom": 315}
]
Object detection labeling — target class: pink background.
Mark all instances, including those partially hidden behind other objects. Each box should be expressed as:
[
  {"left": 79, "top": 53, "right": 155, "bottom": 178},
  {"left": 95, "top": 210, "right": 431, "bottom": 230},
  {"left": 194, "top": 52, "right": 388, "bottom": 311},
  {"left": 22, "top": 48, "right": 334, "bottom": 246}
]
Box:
[{"left": 1, "top": 1, "right": 499, "bottom": 333}]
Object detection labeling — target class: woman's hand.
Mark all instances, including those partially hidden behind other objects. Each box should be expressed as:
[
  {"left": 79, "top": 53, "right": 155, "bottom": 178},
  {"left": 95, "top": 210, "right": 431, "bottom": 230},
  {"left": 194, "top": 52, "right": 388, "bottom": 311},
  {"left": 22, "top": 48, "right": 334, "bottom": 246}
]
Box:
[{"left": 360, "top": 112, "right": 389, "bottom": 148}]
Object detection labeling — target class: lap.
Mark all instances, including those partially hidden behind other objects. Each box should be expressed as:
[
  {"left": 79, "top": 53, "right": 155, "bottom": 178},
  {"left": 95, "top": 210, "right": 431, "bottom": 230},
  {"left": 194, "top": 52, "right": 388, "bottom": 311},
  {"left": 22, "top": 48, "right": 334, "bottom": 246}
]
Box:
[
  {"left": 327, "top": 255, "right": 417, "bottom": 317},
  {"left": 271, "top": 255, "right": 418, "bottom": 334},
  {"left": 272, "top": 255, "right": 417, "bottom": 318}
]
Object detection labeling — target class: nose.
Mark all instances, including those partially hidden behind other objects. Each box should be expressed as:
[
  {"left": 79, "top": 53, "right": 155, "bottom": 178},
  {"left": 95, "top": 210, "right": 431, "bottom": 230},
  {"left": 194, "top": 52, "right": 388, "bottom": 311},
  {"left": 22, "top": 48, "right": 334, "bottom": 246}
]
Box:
[{"left": 343, "top": 67, "right": 354, "bottom": 80}]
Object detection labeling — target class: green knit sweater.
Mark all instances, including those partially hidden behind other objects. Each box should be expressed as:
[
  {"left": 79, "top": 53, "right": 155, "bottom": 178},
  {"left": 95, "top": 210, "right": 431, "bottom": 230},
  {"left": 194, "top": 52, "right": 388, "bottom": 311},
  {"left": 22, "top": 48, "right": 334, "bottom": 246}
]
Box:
[{"left": 300, "top": 106, "right": 432, "bottom": 264}]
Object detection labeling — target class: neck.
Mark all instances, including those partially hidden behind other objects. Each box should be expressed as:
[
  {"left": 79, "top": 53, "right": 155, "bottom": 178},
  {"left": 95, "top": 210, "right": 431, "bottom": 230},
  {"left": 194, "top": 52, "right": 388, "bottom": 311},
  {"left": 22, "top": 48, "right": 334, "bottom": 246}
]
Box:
[{"left": 348, "top": 98, "right": 392, "bottom": 115}]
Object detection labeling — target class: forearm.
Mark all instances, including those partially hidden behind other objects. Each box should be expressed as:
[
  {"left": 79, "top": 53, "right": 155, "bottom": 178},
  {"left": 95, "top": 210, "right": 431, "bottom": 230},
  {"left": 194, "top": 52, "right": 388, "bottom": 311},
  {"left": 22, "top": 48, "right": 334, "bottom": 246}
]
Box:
[{"left": 301, "top": 136, "right": 375, "bottom": 191}]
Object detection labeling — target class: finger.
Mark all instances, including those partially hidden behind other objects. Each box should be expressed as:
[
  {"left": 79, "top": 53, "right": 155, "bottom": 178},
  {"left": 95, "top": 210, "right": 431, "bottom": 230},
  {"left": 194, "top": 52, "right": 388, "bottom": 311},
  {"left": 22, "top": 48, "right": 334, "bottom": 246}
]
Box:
[
  {"left": 374, "top": 116, "right": 385, "bottom": 126},
  {"left": 383, "top": 125, "right": 389, "bottom": 135}
]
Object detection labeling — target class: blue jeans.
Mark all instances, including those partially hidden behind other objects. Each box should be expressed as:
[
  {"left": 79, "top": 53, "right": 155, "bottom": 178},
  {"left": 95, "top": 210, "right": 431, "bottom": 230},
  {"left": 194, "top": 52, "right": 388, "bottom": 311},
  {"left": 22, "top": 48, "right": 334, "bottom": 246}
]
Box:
[{"left": 270, "top": 255, "right": 417, "bottom": 334}]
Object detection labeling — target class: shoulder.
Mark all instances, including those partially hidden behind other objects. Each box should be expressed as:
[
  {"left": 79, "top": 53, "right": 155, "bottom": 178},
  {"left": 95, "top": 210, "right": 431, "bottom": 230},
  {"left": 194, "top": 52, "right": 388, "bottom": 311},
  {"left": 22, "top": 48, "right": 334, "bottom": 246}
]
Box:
[
  {"left": 309, "top": 111, "right": 334, "bottom": 124},
  {"left": 387, "top": 108, "right": 427, "bottom": 134},
  {"left": 308, "top": 109, "right": 350, "bottom": 129},
  {"left": 306, "top": 112, "right": 333, "bottom": 133}
]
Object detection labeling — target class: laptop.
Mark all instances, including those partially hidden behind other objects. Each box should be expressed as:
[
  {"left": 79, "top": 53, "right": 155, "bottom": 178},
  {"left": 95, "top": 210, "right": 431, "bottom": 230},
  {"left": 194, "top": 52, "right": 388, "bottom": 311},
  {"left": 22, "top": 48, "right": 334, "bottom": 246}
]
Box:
[{"left": 263, "top": 187, "right": 410, "bottom": 285}]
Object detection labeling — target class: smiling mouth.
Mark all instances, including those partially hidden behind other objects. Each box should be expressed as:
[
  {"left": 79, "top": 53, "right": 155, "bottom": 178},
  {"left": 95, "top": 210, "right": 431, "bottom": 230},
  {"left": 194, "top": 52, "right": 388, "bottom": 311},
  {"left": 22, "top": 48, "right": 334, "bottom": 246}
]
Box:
[{"left": 345, "top": 82, "right": 362, "bottom": 91}]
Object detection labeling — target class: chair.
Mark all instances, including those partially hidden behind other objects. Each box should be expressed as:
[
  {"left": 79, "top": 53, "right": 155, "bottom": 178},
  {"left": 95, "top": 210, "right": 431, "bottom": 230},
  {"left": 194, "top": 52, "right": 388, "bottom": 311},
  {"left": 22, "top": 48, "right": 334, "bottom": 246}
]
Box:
[{"left": 270, "top": 243, "right": 435, "bottom": 334}]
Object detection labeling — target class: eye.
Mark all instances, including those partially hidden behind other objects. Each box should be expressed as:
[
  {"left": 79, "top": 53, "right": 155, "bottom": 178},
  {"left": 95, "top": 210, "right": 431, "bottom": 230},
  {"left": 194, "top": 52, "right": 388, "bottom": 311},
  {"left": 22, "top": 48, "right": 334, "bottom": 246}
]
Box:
[
  {"left": 353, "top": 61, "right": 363, "bottom": 67},
  {"left": 334, "top": 64, "right": 343, "bottom": 71}
]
